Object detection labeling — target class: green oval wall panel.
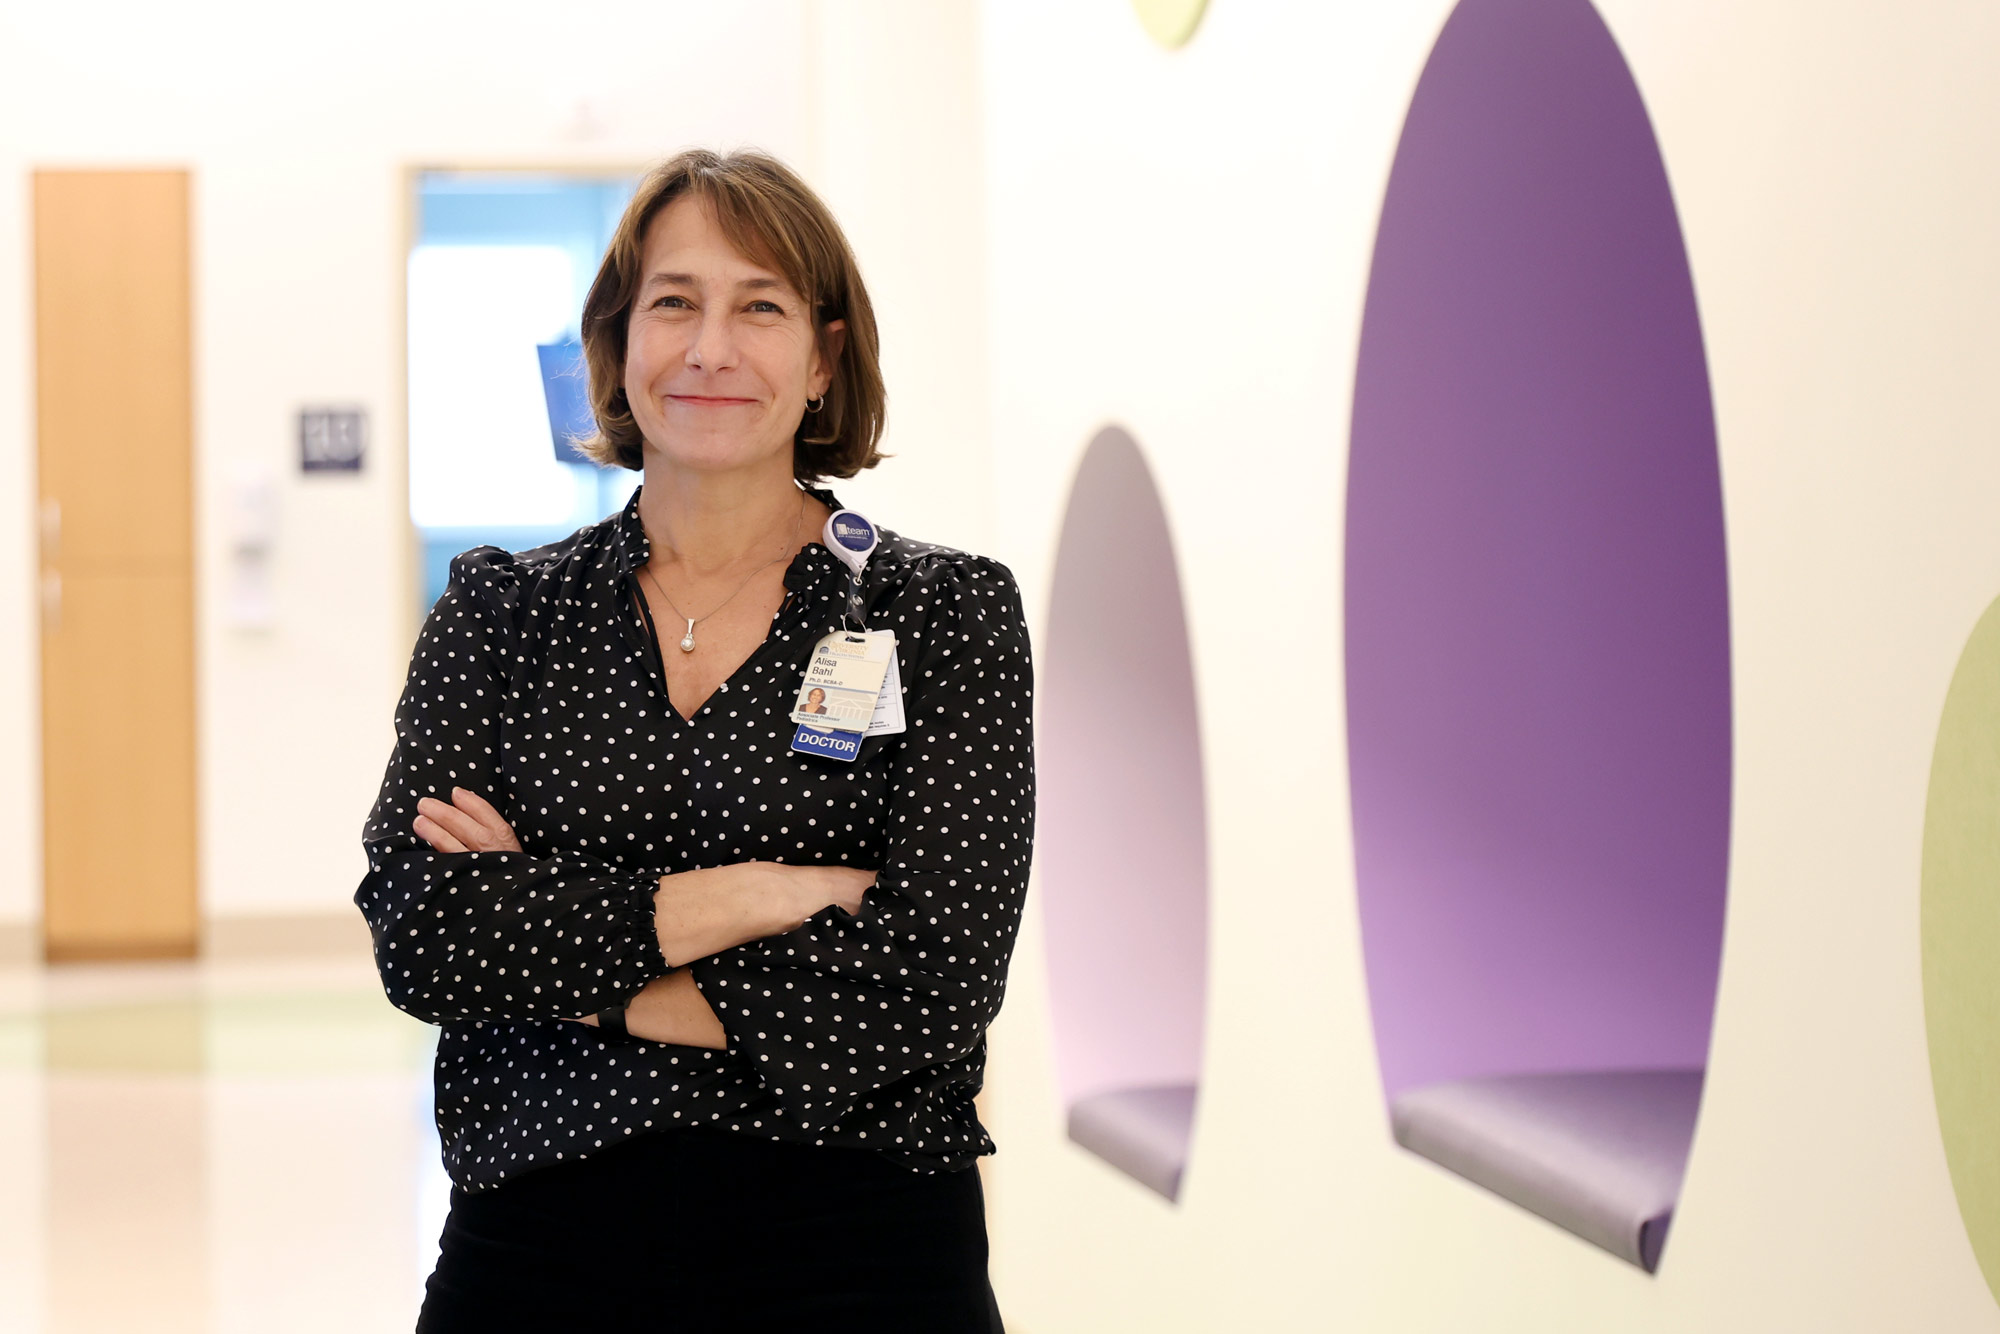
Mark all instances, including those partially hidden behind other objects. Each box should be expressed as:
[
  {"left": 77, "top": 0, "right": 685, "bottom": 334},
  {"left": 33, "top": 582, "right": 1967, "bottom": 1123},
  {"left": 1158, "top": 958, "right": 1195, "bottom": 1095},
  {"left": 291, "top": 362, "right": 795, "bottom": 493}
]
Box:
[
  {"left": 1131, "top": 0, "right": 1206, "bottom": 48},
  {"left": 1924, "top": 591, "right": 2000, "bottom": 1306}
]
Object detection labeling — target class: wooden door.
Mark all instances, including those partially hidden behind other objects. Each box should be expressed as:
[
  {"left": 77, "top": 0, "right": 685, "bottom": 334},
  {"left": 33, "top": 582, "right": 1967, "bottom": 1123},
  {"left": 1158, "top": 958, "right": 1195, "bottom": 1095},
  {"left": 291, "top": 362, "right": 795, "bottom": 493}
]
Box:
[{"left": 35, "top": 170, "right": 199, "bottom": 960}]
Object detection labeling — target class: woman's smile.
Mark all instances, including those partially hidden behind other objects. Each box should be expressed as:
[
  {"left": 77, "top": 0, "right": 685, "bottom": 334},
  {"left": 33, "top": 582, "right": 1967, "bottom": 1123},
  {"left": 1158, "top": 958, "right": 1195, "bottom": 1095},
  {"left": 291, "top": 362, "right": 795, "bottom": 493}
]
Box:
[{"left": 667, "top": 393, "right": 757, "bottom": 407}]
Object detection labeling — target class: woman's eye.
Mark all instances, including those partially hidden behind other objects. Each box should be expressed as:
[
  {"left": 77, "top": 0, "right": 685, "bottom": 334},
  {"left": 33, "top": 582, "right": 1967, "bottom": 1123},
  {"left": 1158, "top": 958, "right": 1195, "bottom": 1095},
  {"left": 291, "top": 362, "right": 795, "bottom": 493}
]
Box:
[
  {"left": 651, "top": 295, "right": 690, "bottom": 310},
  {"left": 749, "top": 300, "right": 784, "bottom": 314}
]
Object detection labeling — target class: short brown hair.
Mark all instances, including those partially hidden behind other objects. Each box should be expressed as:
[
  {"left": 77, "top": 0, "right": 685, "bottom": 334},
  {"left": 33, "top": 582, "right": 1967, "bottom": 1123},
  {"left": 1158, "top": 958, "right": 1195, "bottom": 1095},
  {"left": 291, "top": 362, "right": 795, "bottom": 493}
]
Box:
[{"left": 573, "top": 148, "right": 886, "bottom": 480}]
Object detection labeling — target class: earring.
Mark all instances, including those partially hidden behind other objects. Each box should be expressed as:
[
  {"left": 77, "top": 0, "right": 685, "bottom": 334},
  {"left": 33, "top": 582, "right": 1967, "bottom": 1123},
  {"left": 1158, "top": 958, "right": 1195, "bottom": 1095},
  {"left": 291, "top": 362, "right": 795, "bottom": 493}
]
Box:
[{"left": 806, "top": 394, "right": 826, "bottom": 413}]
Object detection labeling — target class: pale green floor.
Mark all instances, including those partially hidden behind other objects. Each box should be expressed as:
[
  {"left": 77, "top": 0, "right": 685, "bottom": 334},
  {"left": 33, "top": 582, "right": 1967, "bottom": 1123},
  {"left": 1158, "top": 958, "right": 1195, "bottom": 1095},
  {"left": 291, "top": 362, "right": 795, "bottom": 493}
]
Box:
[{"left": 0, "top": 956, "right": 447, "bottom": 1333}]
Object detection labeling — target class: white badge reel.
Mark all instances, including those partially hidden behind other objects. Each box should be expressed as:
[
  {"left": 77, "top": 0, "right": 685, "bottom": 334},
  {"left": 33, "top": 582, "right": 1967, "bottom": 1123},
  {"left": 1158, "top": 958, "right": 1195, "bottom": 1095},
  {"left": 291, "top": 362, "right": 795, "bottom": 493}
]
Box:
[{"left": 823, "top": 509, "right": 877, "bottom": 625}]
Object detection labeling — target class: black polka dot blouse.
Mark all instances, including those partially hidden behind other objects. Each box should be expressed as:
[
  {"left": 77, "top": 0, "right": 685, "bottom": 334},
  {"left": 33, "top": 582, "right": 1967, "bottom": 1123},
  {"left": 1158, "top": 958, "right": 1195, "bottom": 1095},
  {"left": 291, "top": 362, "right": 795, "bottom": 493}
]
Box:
[{"left": 354, "top": 484, "right": 1037, "bottom": 1192}]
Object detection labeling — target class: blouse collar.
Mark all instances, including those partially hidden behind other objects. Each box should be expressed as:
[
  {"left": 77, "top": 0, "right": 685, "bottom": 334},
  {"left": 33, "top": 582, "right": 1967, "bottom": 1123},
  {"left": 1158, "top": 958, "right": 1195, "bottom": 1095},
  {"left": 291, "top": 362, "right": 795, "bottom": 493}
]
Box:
[{"left": 611, "top": 479, "right": 850, "bottom": 589}]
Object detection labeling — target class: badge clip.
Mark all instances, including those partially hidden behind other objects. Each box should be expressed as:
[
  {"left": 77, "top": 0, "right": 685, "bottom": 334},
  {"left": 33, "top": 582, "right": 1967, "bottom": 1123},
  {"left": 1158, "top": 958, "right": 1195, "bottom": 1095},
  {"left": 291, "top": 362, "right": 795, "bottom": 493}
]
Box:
[{"left": 823, "top": 509, "right": 877, "bottom": 630}]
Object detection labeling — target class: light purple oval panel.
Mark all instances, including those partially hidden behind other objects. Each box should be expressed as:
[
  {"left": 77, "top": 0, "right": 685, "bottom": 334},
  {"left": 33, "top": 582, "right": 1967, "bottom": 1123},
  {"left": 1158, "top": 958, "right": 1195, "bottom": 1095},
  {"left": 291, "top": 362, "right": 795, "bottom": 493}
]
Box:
[
  {"left": 1346, "top": 0, "right": 1731, "bottom": 1102},
  {"left": 1042, "top": 428, "right": 1209, "bottom": 1113}
]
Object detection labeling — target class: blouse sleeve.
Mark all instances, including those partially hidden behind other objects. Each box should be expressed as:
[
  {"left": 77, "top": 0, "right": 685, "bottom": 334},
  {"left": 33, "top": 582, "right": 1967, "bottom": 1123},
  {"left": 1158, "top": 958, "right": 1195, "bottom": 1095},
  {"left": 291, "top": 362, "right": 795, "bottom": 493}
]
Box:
[
  {"left": 353, "top": 548, "right": 671, "bottom": 1026},
  {"left": 686, "top": 554, "right": 1037, "bottom": 1135}
]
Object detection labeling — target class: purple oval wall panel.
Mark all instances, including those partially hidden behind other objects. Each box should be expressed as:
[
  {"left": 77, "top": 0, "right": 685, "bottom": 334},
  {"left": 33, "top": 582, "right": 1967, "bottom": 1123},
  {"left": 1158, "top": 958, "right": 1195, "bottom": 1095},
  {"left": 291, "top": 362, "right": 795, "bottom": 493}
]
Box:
[
  {"left": 1041, "top": 427, "right": 1209, "bottom": 1191},
  {"left": 1346, "top": 0, "right": 1731, "bottom": 1101}
]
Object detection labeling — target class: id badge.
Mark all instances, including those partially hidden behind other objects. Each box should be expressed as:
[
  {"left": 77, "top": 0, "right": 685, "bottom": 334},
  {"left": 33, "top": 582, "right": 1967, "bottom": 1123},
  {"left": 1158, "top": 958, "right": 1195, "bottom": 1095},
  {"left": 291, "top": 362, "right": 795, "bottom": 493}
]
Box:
[
  {"left": 790, "top": 629, "right": 898, "bottom": 762},
  {"left": 791, "top": 629, "right": 896, "bottom": 729}
]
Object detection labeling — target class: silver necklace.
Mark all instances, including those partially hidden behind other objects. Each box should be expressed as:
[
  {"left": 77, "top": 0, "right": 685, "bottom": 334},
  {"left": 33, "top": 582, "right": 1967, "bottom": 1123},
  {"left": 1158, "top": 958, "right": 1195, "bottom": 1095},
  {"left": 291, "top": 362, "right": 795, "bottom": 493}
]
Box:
[{"left": 638, "top": 488, "right": 807, "bottom": 653}]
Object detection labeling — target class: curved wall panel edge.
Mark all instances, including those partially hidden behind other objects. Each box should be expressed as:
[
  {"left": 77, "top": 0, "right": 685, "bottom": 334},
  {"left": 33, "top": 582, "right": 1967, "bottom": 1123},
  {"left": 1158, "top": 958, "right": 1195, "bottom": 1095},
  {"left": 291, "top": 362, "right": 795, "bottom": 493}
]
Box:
[
  {"left": 1922, "top": 590, "right": 2000, "bottom": 1309},
  {"left": 1041, "top": 425, "right": 1210, "bottom": 1202}
]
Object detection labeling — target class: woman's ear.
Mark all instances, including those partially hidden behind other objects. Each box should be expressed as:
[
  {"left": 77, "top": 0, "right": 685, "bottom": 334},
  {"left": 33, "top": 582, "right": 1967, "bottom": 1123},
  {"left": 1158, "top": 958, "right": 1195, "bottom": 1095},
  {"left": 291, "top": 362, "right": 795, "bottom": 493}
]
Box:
[{"left": 813, "top": 318, "right": 848, "bottom": 394}]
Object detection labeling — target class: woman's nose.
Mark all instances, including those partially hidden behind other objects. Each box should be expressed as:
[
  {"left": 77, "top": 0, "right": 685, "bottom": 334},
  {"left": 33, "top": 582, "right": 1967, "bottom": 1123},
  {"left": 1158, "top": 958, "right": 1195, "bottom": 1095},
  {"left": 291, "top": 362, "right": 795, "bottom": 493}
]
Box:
[{"left": 686, "top": 313, "right": 738, "bottom": 370}]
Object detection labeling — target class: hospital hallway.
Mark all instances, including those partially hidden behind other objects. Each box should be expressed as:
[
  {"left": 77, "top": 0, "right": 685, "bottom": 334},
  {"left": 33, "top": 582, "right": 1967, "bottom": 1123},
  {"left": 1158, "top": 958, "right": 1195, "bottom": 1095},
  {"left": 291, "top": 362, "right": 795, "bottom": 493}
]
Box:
[{"left": 0, "top": 946, "right": 448, "bottom": 1332}]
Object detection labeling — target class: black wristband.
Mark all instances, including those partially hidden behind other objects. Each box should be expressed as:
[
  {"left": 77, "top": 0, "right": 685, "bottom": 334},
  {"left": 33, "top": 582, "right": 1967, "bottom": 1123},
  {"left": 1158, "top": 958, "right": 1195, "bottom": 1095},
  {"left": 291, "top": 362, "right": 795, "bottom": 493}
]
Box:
[{"left": 598, "top": 967, "right": 681, "bottom": 1041}]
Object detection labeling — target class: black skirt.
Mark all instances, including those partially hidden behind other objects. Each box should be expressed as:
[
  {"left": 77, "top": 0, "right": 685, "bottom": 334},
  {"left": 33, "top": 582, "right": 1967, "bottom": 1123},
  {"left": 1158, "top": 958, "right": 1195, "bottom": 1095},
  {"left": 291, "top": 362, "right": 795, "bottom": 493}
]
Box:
[{"left": 416, "top": 1126, "right": 1004, "bottom": 1333}]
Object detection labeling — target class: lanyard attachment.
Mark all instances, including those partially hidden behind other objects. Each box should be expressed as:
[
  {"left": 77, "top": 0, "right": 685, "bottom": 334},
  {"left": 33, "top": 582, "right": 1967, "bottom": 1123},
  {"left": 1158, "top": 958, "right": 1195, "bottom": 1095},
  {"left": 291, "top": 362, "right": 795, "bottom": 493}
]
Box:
[{"left": 822, "top": 509, "right": 878, "bottom": 631}]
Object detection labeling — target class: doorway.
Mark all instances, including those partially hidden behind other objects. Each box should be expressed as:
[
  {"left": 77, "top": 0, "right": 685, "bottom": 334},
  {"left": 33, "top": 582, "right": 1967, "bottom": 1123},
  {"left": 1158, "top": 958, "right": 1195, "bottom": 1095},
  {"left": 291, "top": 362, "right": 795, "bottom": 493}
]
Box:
[{"left": 406, "top": 170, "right": 641, "bottom": 617}]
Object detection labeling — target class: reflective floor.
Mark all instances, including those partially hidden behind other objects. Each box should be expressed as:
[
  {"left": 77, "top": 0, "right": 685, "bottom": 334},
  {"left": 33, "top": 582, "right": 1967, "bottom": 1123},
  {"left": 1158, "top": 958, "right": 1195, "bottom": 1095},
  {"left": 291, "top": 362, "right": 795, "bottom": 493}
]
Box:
[{"left": 0, "top": 954, "right": 447, "bottom": 1333}]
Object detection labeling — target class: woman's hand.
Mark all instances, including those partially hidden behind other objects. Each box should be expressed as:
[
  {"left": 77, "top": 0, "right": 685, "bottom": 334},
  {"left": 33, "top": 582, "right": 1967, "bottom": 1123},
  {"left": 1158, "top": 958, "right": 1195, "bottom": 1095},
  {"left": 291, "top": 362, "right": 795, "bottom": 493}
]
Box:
[
  {"left": 574, "top": 969, "right": 728, "bottom": 1049},
  {"left": 749, "top": 861, "right": 876, "bottom": 927},
  {"left": 412, "top": 787, "right": 523, "bottom": 854},
  {"left": 570, "top": 863, "right": 878, "bottom": 1045},
  {"left": 651, "top": 862, "right": 876, "bottom": 967},
  {"left": 706, "top": 861, "right": 878, "bottom": 937}
]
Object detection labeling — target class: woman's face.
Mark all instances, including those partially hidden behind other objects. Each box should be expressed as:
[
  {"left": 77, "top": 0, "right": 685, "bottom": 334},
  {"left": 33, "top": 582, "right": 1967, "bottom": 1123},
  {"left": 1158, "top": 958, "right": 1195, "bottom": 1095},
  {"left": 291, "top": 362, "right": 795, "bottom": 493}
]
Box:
[
  {"left": 623, "top": 194, "right": 845, "bottom": 476},
  {"left": 807, "top": 688, "right": 826, "bottom": 705}
]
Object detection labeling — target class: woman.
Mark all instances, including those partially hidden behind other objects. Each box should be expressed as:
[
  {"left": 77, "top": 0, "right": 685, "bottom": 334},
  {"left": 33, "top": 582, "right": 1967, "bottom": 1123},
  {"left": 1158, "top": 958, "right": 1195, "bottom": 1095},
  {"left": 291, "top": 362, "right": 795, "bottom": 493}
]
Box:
[{"left": 356, "top": 148, "right": 1034, "bottom": 1332}]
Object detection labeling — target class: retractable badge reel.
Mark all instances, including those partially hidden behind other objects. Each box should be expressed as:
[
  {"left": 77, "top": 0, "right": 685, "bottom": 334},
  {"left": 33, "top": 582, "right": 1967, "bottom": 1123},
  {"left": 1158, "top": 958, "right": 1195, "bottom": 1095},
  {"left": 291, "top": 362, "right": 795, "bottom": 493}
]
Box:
[
  {"left": 824, "top": 509, "right": 876, "bottom": 625},
  {"left": 789, "top": 510, "right": 905, "bottom": 762}
]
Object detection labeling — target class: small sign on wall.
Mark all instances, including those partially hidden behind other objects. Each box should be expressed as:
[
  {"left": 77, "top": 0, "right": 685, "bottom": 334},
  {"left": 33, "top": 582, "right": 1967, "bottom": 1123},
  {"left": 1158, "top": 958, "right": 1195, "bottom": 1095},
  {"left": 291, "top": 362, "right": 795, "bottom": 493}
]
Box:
[{"left": 300, "top": 407, "right": 367, "bottom": 473}]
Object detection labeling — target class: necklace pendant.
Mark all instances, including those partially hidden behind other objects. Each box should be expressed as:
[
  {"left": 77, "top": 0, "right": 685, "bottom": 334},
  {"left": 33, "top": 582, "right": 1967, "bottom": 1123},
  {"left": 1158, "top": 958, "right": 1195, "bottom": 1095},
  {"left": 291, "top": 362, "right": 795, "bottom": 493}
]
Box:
[{"left": 679, "top": 618, "right": 697, "bottom": 653}]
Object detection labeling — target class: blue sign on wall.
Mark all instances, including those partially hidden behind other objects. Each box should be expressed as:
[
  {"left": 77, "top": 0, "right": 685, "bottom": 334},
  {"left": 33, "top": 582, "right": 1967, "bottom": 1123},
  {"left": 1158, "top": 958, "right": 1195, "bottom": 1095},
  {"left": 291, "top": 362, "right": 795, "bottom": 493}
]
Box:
[{"left": 536, "top": 338, "right": 596, "bottom": 462}]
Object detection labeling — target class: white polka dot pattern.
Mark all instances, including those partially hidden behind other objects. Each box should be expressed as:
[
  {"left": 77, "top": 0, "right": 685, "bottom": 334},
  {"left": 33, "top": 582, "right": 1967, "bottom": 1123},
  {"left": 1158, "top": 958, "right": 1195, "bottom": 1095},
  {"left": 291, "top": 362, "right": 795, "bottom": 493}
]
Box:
[{"left": 355, "top": 485, "right": 1036, "bottom": 1191}]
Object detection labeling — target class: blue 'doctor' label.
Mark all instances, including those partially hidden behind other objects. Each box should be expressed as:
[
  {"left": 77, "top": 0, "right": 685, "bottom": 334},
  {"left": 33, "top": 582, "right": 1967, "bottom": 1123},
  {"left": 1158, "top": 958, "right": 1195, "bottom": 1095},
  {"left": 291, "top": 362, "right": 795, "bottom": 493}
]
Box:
[{"left": 791, "top": 723, "right": 862, "bottom": 762}]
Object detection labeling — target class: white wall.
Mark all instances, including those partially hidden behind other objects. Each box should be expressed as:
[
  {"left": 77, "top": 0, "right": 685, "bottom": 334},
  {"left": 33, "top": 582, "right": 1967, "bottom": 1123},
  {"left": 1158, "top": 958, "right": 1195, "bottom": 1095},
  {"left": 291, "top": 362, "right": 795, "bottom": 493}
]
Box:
[
  {"left": 0, "top": 0, "right": 991, "bottom": 928},
  {"left": 805, "top": 2, "right": 994, "bottom": 556},
  {"left": 978, "top": 0, "right": 2000, "bottom": 1330}
]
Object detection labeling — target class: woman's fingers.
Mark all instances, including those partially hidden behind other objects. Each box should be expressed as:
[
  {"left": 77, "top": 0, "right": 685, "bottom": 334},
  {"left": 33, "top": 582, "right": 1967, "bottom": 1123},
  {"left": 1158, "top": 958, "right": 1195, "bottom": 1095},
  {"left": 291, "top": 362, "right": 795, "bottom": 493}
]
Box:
[
  {"left": 412, "top": 811, "right": 470, "bottom": 854},
  {"left": 413, "top": 790, "right": 522, "bottom": 854},
  {"left": 449, "top": 786, "right": 523, "bottom": 852},
  {"left": 819, "top": 866, "right": 876, "bottom": 915},
  {"left": 450, "top": 786, "right": 504, "bottom": 833},
  {"left": 415, "top": 795, "right": 481, "bottom": 847}
]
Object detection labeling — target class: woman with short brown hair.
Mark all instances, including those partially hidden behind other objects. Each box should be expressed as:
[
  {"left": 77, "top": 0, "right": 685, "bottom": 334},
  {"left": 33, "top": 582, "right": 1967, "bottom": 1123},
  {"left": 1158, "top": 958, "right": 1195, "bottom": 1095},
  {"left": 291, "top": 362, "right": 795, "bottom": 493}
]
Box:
[
  {"left": 357, "top": 147, "right": 1033, "bottom": 1332},
  {"left": 573, "top": 146, "right": 886, "bottom": 481}
]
